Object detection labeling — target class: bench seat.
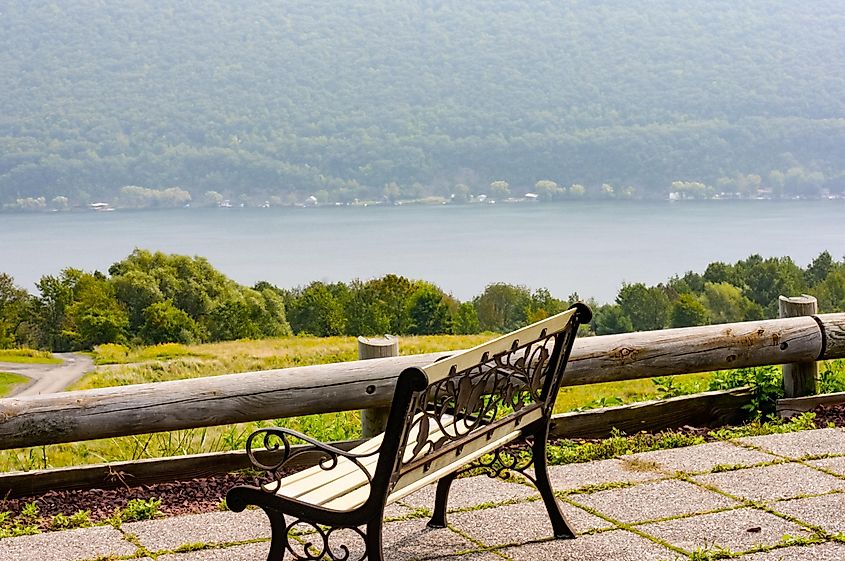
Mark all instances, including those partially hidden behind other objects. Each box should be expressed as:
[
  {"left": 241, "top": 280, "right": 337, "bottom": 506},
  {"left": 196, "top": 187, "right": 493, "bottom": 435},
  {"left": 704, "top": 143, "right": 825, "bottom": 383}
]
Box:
[{"left": 261, "top": 410, "right": 537, "bottom": 512}]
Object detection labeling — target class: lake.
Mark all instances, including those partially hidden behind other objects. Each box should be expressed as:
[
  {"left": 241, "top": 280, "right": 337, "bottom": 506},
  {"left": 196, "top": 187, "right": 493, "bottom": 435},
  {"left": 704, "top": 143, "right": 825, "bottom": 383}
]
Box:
[{"left": 1, "top": 201, "right": 843, "bottom": 303}]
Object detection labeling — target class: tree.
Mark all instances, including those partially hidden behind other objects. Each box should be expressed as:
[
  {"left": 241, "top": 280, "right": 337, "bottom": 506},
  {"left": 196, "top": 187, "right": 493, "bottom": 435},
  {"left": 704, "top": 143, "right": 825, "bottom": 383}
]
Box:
[
  {"left": 0, "top": 273, "right": 32, "bottom": 348},
  {"left": 287, "top": 282, "right": 347, "bottom": 336},
  {"left": 593, "top": 304, "right": 633, "bottom": 335},
  {"left": 474, "top": 283, "right": 531, "bottom": 332},
  {"left": 701, "top": 282, "right": 748, "bottom": 324},
  {"left": 33, "top": 270, "right": 80, "bottom": 351},
  {"left": 452, "top": 302, "right": 481, "bottom": 334},
  {"left": 526, "top": 288, "right": 564, "bottom": 323},
  {"left": 534, "top": 180, "right": 563, "bottom": 201},
  {"left": 140, "top": 300, "right": 202, "bottom": 344},
  {"left": 489, "top": 181, "right": 511, "bottom": 200},
  {"left": 616, "top": 283, "right": 670, "bottom": 331},
  {"left": 406, "top": 284, "right": 453, "bottom": 335},
  {"left": 670, "top": 294, "right": 709, "bottom": 328},
  {"left": 806, "top": 251, "right": 834, "bottom": 287},
  {"left": 113, "top": 270, "right": 164, "bottom": 331},
  {"left": 65, "top": 273, "right": 129, "bottom": 348}
]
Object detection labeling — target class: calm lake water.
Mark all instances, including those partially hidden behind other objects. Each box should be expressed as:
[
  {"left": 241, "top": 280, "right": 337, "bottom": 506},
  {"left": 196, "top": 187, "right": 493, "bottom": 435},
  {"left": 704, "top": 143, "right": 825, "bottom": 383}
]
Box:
[{"left": 1, "top": 201, "right": 843, "bottom": 303}]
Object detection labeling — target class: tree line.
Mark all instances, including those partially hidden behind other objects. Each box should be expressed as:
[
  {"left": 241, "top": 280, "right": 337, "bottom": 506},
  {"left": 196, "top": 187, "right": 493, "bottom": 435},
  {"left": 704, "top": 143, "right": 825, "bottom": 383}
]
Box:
[
  {"left": 1, "top": 249, "right": 844, "bottom": 352},
  {"left": 2, "top": 1, "right": 844, "bottom": 208}
]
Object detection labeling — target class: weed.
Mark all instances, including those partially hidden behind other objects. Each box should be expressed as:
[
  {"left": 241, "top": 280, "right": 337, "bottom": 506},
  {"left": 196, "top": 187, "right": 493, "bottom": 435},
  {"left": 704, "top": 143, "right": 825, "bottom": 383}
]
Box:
[
  {"left": 708, "top": 366, "right": 783, "bottom": 418},
  {"left": 547, "top": 429, "right": 705, "bottom": 465},
  {"left": 709, "top": 412, "right": 818, "bottom": 440},
  {"left": 819, "top": 360, "right": 845, "bottom": 393},
  {"left": 50, "top": 510, "right": 92, "bottom": 530},
  {"left": 119, "top": 498, "right": 162, "bottom": 522}
]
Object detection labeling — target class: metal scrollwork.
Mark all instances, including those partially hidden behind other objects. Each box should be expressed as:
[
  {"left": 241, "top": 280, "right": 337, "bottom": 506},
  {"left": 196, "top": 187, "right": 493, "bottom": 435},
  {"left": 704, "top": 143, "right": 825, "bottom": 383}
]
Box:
[
  {"left": 283, "top": 520, "right": 367, "bottom": 561},
  {"left": 402, "top": 332, "right": 561, "bottom": 465},
  {"left": 245, "top": 427, "right": 378, "bottom": 494},
  {"left": 468, "top": 445, "right": 536, "bottom": 484}
]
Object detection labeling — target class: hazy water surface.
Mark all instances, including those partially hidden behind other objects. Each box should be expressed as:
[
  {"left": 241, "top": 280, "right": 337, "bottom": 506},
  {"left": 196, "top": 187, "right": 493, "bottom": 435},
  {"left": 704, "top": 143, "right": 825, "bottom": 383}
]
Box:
[{"left": 1, "top": 201, "right": 843, "bottom": 303}]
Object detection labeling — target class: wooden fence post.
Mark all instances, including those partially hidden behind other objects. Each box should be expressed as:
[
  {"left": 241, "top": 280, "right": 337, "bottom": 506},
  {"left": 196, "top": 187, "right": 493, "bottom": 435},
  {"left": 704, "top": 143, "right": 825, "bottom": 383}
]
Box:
[
  {"left": 358, "top": 335, "right": 398, "bottom": 437},
  {"left": 779, "top": 295, "right": 818, "bottom": 398}
]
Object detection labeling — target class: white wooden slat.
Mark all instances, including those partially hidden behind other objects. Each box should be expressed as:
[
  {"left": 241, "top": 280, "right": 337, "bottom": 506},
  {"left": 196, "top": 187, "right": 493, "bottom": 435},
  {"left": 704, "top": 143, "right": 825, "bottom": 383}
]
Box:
[
  {"left": 386, "top": 431, "right": 523, "bottom": 504},
  {"left": 393, "top": 407, "right": 542, "bottom": 492},
  {"left": 270, "top": 415, "right": 457, "bottom": 507},
  {"left": 422, "top": 308, "right": 575, "bottom": 384},
  {"left": 274, "top": 434, "right": 384, "bottom": 497}
]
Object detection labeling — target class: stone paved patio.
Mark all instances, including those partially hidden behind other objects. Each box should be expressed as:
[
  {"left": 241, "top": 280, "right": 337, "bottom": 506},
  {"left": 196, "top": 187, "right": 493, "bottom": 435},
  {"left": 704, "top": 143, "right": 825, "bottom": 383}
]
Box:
[{"left": 2, "top": 427, "right": 844, "bottom": 561}]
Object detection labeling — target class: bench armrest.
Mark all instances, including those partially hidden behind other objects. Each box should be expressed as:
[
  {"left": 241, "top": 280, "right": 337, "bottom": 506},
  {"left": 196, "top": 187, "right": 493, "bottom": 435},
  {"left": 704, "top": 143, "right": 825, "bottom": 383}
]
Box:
[{"left": 245, "top": 427, "right": 379, "bottom": 488}]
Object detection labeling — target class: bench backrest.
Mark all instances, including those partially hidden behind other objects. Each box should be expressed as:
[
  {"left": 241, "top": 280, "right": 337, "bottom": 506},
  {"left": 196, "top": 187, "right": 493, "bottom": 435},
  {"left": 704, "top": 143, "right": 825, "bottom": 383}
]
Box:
[{"left": 376, "top": 303, "right": 589, "bottom": 496}]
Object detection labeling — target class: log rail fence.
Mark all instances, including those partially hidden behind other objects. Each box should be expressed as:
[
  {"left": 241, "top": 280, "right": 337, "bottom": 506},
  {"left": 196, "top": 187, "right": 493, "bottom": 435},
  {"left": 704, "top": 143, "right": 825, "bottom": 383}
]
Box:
[{"left": 1, "top": 298, "right": 844, "bottom": 498}]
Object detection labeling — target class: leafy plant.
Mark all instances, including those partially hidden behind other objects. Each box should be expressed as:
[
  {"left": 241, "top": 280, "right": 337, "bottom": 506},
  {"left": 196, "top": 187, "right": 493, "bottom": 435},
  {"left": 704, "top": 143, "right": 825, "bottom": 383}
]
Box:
[
  {"left": 547, "top": 428, "right": 705, "bottom": 465},
  {"left": 709, "top": 412, "right": 819, "bottom": 440},
  {"left": 119, "top": 498, "right": 162, "bottom": 522},
  {"left": 50, "top": 510, "right": 92, "bottom": 530},
  {"left": 819, "top": 360, "right": 845, "bottom": 394},
  {"left": 708, "top": 366, "right": 783, "bottom": 418}
]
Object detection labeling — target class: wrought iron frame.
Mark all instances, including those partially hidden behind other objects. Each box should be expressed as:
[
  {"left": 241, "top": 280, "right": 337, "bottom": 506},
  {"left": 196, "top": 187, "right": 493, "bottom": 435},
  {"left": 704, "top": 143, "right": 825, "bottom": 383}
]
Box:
[{"left": 227, "top": 303, "right": 591, "bottom": 561}]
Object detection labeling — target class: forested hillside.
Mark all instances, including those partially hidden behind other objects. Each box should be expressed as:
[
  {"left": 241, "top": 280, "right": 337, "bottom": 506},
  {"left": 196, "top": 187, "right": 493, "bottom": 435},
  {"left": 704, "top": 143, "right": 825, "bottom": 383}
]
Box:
[{"left": 2, "top": 1, "right": 844, "bottom": 207}]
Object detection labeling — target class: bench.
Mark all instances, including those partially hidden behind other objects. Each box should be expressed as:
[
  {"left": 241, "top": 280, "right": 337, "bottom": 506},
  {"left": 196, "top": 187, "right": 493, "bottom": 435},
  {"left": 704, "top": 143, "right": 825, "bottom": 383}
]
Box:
[{"left": 227, "top": 303, "right": 591, "bottom": 561}]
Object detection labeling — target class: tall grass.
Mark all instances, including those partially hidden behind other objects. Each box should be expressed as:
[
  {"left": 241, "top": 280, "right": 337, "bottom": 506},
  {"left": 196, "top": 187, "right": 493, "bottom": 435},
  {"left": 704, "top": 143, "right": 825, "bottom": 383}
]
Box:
[
  {"left": 0, "top": 349, "right": 61, "bottom": 365},
  {"left": 74, "top": 334, "right": 494, "bottom": 390}
]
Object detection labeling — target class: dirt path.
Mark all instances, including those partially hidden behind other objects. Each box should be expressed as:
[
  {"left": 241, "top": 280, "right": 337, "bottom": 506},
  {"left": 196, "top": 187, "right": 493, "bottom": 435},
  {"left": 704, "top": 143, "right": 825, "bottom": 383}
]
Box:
[{"left": 0, "top": 353, "right": 93, "bottom": 397}]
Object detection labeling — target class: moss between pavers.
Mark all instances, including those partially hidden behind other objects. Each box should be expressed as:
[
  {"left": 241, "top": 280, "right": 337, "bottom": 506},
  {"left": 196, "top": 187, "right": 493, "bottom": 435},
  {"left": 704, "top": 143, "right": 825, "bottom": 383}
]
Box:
[
  {"left": 693, "top": 463, "right": 845, "bottom": 503},
  {"left": 637, "top": 507, "right": 812, "bottom": 555}
]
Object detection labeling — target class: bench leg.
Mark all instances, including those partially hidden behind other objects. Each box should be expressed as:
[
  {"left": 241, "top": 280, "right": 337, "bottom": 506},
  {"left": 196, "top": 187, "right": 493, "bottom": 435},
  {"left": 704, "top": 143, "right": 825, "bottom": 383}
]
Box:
[
  {"left": 531, "top": 432, "right": 577, "bottom": 539},
  {"left": 427, "top": 472, "right": 457, "bottom": 528},
  {"left": 261, "top": 507, "right": 288, "bottom": 560},
  {"left": 365, "top": 519, "right": 385, "bottom": 561}
]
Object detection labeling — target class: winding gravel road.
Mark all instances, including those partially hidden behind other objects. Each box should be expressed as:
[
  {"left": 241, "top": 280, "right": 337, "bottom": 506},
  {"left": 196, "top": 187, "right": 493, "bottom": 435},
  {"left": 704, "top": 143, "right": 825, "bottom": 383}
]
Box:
[{"left": 1, "top": 353, "right": 93, "bottom": 397}]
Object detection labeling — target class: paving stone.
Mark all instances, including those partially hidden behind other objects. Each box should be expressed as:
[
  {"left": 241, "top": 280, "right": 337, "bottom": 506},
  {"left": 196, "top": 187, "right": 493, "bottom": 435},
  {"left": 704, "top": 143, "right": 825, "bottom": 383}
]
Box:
[
  {"left": 627, "top": 441, "right": 777, "bottom": 474},
  {"left": 637, "top": 507, "right": 809, "bottom": 555},
  {"left": 769, "top": 493, "right": 845, "bottom": 534},
  {"left": 400, "top": 475, "right": 536, "bottom": 510},
  {"left": 123, "top": 509, "right": 269, "bottom": 552},
  {"left": 737, "top": 428, "right": 845, "bottom": 458},
  {"left": 570, "top": 478, "right": 737, "bottom": 523},
  {"left": 158, "top": 542, "right": 268, "bottom": 560},
  {"left": 736, "top": 541, "right": 845, "bottom": 560},
  {"left": 0, "top": 525, "right": 137, "bottom": 561},
  {"left": 694, "top": 462, "right": 845, "bottom": 502},
  {"left": 449, "top": 499, "right": 612, "bottom": 546},
  {"left": 423, "top": 554, "right": 500, "bottom": 561},
  {"left": 383, "top": 518, "right": 477, "bottom": 561},
  {"left": 503, "top": 529, "right": 676, "bottom": 561},
  {"left": 547, "top": 458, "right": 665, "bottom": 491},
  {"left": 808, "top": 455, "right": 845, "bottom": 476},
  {"left": 385, "top": 501, "right": 415, "bottom": 519}
]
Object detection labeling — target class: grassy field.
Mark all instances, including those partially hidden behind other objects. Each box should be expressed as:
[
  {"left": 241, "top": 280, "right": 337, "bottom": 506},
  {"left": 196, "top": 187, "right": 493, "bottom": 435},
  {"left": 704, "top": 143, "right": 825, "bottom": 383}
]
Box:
[
  {"left": 0, "top": 372, "right": 28, "bottom": 398},
  {"left": 0, "top": 349, "right": 61, "bottom": 365},
  {"left": 7, "top": 335, "right": 842, "bottom": 473}
]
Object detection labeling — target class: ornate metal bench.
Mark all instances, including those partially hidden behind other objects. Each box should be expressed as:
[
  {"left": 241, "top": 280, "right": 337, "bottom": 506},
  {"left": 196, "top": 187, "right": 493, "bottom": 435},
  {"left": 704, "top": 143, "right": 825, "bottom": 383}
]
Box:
[{"left": 227, "top": 303, "right": 591, "bottom": 561}]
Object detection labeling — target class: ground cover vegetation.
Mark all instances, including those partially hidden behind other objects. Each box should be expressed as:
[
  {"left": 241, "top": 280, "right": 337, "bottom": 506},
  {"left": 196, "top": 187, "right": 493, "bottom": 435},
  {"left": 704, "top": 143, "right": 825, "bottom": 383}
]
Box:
[
  {"left": 1, "top": 1, "right": 844, "bottom": 210},
  {"left": 1, "top": 249, "right": 844, "bottom": 352}
]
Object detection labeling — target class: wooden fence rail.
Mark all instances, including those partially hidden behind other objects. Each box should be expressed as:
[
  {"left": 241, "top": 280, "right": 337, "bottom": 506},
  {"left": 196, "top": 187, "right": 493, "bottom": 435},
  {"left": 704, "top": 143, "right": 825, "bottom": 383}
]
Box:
[{"left": 1, "top": 312, "right": 843, "bottom": 451}]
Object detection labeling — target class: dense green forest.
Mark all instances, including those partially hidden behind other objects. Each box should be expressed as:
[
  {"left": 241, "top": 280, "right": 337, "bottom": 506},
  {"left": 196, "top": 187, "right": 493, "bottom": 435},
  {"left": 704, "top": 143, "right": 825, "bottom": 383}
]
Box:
[
  {"left": 2, "top": 1, "right": 844, "bottom": 208},
  {"left": 1, "top": 250, "right": 843, "bottom": 351}
]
